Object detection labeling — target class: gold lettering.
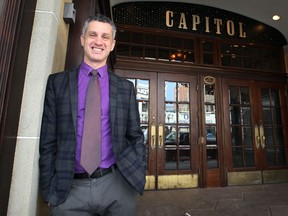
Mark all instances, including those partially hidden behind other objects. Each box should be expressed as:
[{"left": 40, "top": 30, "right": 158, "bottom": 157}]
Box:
[
  {"left": 227, "top": 20, "right": 235, "bottom": 36},
  {"left": 239, "top": 22, "right": 247, "bottom": 38},
  {"left": 178, "top": 13, "right": 188, "bottom": 29},
  {"left": 166, "top": 10, "right": 173, "bottom": 27},
  {"left": 205, "top": 17, "right": 210, "bottom": 33},
  {"left": 214, "top": 18, "right": 222, "bottom": 34},
  {"left": 192, "top": 15, "right": 200, "bottom": 31},
  {"left": 164, "top": 11, "right": 247, "bottom": 39}
]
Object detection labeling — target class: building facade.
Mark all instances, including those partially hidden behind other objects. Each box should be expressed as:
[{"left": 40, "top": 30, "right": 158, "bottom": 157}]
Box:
[{"left": 0, "top": 0, "right": 288, "bottom": 215}]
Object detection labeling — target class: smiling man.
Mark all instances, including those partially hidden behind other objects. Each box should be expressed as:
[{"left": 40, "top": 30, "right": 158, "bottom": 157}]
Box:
[{"left": 39, "top": 14, "right": 146, "bottom": 216}]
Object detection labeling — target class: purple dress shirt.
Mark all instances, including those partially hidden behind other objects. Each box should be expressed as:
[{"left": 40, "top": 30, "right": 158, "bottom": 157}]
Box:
[{"left": 75, "top": 62, "right": 116, "bottom": 173}]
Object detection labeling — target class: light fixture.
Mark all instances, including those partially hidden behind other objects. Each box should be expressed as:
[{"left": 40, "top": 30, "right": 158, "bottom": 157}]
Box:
[{"left": 272, "top": 15, "right": 280, "bottom": 21}]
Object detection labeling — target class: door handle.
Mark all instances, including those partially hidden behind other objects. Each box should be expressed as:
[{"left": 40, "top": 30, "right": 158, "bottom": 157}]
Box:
[
  {"left": 158, "top": 123, "right": 164, "bottom": 148},
  {"left": 150, "top": 123, "right": 156, "bottom": 150},
  {"left": 254, "top": 124, "right": 260, "bottom": 149},
  {"left": 259, "top": 124, "right": 265, "bottom": 149}
]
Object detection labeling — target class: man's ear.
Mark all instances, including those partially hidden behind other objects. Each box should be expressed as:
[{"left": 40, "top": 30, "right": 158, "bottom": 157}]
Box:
[
  {"left": 80, "top": 35, "right": 84, "bottom": 46},
  {"left": 111, "top": 40, "right": 116, "bottom": 51}
]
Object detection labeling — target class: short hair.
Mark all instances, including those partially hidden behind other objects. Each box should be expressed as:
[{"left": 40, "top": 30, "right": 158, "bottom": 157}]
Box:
[{"left": 82, "top": 14, "right": 117, "bottom": 39}]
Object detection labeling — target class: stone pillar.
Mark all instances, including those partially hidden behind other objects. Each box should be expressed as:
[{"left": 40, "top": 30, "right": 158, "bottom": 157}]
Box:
[{"left": 7, "top": 0, "right": 71, "bottom": 215}]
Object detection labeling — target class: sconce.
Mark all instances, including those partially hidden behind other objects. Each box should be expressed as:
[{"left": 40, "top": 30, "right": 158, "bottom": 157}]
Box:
[
  {"left": 63, "top": 3, "right": 76, "bottom": 24},
  {"left": 170, "top": 50, "right": 187, "bottom": 61}
]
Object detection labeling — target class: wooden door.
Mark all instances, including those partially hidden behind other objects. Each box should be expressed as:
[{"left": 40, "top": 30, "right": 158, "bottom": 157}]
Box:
[
  {"left": 222, "top": 79, "right": 288, "bottom": 185},
  {"left": 115, "top": 69, "right": 199, "bottom": 190}
]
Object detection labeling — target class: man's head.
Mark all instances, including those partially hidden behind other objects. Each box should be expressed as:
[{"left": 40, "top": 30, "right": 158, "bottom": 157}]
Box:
[{"left": 80, "top": 14, "right": 116, "bottom": 69}]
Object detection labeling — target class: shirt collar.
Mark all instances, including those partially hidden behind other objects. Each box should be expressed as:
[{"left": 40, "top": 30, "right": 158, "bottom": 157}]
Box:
[{"left": 79, "top": 62, "right": 108, "bottom": 79}]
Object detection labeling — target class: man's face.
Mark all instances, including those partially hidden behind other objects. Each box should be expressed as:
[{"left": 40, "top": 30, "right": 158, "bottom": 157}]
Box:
[{"left": 80, "top": 21, "right": 116, "bottom": 68}]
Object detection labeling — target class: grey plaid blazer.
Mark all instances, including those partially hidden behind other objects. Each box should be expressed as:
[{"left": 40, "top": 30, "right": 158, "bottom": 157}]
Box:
[{"left": 39, "top": 67, "right": 146, "bottom": 205}]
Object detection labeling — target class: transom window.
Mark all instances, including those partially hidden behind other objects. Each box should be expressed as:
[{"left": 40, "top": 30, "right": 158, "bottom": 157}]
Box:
[
  {"left": 116, "top": 28, "right": 283, "bottom": 73},
  {"left": 116, "top": 30, "right": 195, "bottom": 64}
]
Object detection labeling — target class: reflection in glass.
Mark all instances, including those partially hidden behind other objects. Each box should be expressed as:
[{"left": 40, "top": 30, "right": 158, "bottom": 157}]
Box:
[
  {"left": 205, "top": 85, "right": 215, "bottom": 104},
  {"left": 165, "top": 81, "right": 191, "bottom": 170},
  {"left": 232, "top": 147, "right": 243, "bottom": 168},
  {"left": 243, "top": 127, "right": 253, "bottom": 146},
  {"left": 266, "top": 147, "right": 276, "bottom": 166},
  {"left": 165, "top": 103, "right": 176, "bottom": 123},
  {"left": 136, "top": 79, "right": 149, "bottom": 100},
  {"left": 240, "top": 87, "right": 250, "bottom": 105},
  {"left": 277, "top": 147, "right": 286, "bottom": 166},
  {"left": 205, "top": 105, "right": 216, "bottom": 124},
  {"left": 261, "top": 88, "right": 287, "bottom": 166},
  {"left": 206, "top": 126, "right": 217, "bottom": 168},
  {"left": 261, "top": 87, "right": 286, "bottom": 166},
  {"left": 275, "top": 127, "right": 284, "bottom": 146},
  {"left": 165, "top": 151, "right": 177, "bottom": 170},
  {"left": 261, "top": 88, "right": 270, "bottom": 106},
  {"left": 231, "top": 126, "right": 242, "bottom": 146},
  {"left": 229, "top": 87, "right": 239, "bottom": 104},
  {"left": 241, "top": 107, "right": 251, "bottom": 124},
  {"left": 130, "top": 78, "right": 151, "bottom": 172},
  {"left": 229, "top": 85, "right": 254, "bottom": 168},
  {"left": 138, "top": 101, "right": 149, "bottom": 123},
  {"left": 204, "top": 83, "right": 218, "bottom": 168},
  {"left": 271, "top": 89, "right": 280, "bottom": 106},
  {"left": 178, "top": 82, "right": 189, "bottom": 102},
  {"left": 165, "top": 81, "right": 176, "bottom": 101},
  {"left": 273, "top": 108, "right": 282, "bottom": 125},
  {"left": 244, "top": 148, "right": 255, "bottom": 167},
  {"left": 230, "top": 106, "right": 241, "bottom": 124},
  {"left": 264, "top": 127, "right": 273, "bottom": 147},
  {"left": 179, "top": 150, "right": 191, "bottom": 170},
  {"left": 179, "top": 127, "right": 190, "bottom": 146},
  {"left": 165, "top": 125, "right": 177, "bottom": 142},
  {"left": 205, "top": 83, "right": 216, "bottom": 124},
  {"left": 178, "top": 104, "right": 190, "bottom": 124},
  {"left": 262, "top": 107, "right": 272, "bottom": 124}
]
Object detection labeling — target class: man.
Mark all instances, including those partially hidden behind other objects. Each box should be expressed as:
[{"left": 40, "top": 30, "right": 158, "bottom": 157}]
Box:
[{"left": 39, "top": 14, "right": 146, "bottom": 216}]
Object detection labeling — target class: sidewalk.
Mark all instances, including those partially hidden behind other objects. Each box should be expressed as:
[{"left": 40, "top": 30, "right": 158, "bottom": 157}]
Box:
[{"left": 136, "top": 183, "right": 288, "bottom": 216}]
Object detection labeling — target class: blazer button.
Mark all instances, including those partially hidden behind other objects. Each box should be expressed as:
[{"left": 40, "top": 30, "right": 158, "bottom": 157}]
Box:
[{"left": 72, "top": 154, "right": 75, "bottom": 158}]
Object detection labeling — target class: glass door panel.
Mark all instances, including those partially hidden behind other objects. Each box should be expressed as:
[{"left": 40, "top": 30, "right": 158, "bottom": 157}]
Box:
[
  {"left": 223, "top": 79, "right": 288, "bottom": 186},
  {"left": 128, "top": 78, "right": 151, "bottom": 168},
  {"left": 158, "top": 73, "right": 198, "bottom": 189},
  {"left": 115, "top": 69, "right": 199, "bottom": 190},
  {"left": 228, "top": 85, "right": 255, "bottom": 168},
  {"left": 260, "top": 87, "right": 286, "bottom": 167},
  {"left": 204, "top": 83, "right": 218, "bottom": 169},
  {"left": 164, "top": 81, "right": 191, "bottom": 171}
]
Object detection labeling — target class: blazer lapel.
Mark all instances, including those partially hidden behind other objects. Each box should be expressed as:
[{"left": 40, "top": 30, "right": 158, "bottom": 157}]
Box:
[
  {"left": 69, "top": 67, "right": 79, "bottom": 135},
  {"left": 109, "top": 71, "right": 118, "bottom": 129}
]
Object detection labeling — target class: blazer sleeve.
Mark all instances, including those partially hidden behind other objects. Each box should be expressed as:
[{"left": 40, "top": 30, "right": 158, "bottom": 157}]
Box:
[{"left": 39, "top": 74, "right": 57, "bottom": 202}]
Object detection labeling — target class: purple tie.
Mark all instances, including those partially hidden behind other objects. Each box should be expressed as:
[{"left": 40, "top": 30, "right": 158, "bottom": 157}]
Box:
[{"left": 80, "top": 70, "right": 101, "bottom": 175}]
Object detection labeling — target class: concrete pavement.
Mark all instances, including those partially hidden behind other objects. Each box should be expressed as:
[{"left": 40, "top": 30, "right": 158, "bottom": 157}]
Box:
[{"left": 136, "top": 183, "right": 288, "bottom": 216}]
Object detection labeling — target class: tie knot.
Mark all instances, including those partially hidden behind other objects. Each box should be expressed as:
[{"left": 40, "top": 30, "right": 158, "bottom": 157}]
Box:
[{"left": 90, "top": 70, "right": 98, "bottom": 77}]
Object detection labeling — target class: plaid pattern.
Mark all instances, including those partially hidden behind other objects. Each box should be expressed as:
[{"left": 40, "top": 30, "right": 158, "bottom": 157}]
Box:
[{"left": 39, "top": 68, "right": 146, "bottom": 205}]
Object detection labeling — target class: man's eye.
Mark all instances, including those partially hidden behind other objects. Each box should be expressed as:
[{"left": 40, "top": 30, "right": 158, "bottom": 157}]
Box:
[{"left": 88, "top": 33, "right": 97, "bottom": 38}]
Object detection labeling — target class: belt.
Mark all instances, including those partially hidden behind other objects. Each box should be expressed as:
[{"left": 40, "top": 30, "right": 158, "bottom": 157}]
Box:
[{"left": 74, "top": 164, "right": 117, "bottom": 179}]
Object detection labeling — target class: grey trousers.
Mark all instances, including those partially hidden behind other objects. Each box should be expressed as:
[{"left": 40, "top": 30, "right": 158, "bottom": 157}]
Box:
[{"left": 50, "top": 168, "right": 137, "bottom": 216}]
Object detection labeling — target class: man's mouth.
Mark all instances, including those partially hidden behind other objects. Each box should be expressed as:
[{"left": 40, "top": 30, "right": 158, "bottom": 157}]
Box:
[{"left": 91, "top": 47, "right": 103, "bottom": 52}]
